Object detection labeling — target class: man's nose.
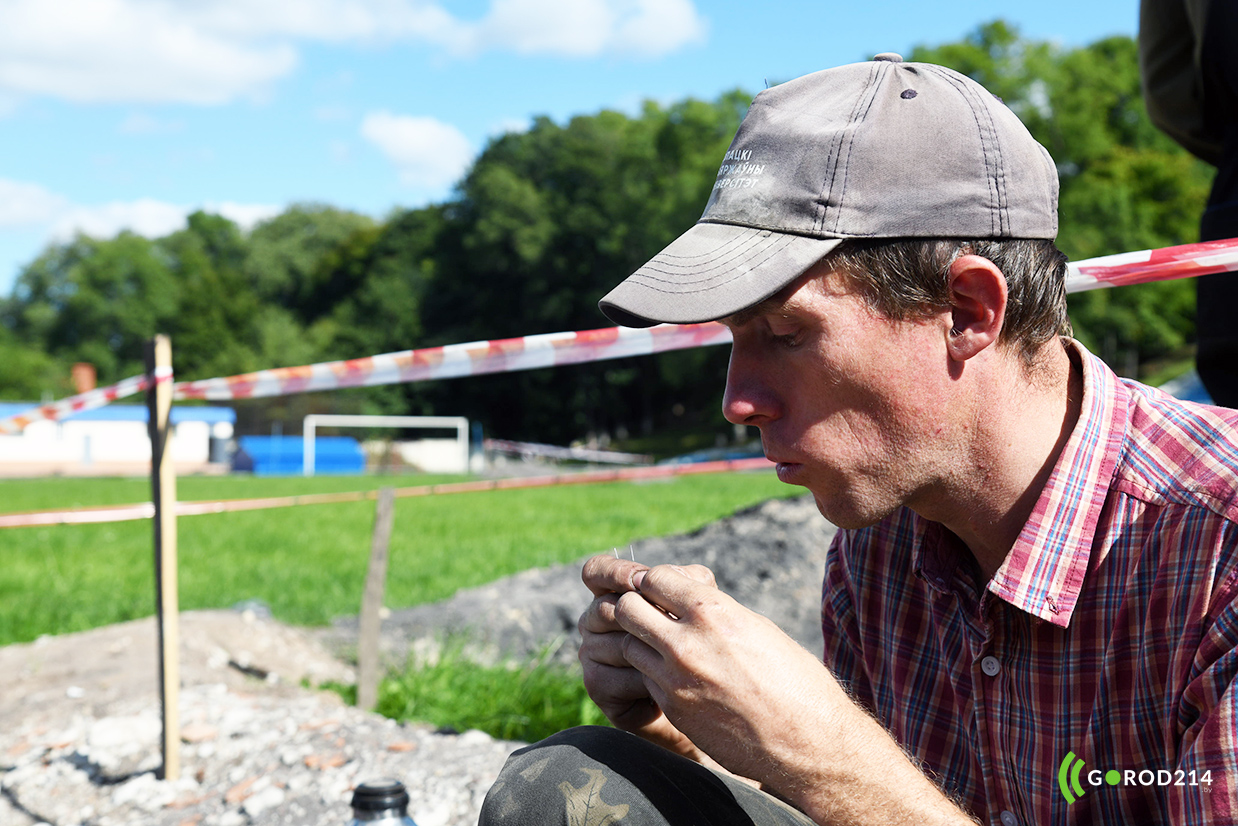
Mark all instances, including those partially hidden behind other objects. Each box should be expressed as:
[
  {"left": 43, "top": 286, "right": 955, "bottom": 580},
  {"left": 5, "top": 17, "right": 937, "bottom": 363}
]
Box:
[{"left": 722, "top": 351, "right": 779, "bottom": 426}]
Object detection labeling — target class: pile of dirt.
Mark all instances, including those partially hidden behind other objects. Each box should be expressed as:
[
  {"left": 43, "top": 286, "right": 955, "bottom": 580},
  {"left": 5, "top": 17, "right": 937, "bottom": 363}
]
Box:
[
  {"left": 0, "top": 611, "right": 518, "bottom": 826},
  {"left": 0, "top": 491, "right": 837, "bottom": 826}
]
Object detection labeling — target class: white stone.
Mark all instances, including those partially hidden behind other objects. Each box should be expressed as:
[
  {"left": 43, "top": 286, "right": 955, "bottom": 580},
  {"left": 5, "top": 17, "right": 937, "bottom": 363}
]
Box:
[
  {"left": 215, "top": 810, "right": 246, "bottom": 826},
  {"left": 457, "top": 730, "right": 491, "bottom": 746},
  {"left": 110, "top": 772, "right": 174, "bottom": 810},
  {"left": 88, "top": 716, "right": 159, "bottom": 752},
  {"left": 207, "top": 646, "right": 229, "bottom": 669},
  {"left": 319, "top": 774, "right": 352, "bottom": 803},
  {"left": 241, "top": 785, "right": 285, "bottom": 817},
  {"left": 412, "top": 801, "right": 453, "bottom": 826}
]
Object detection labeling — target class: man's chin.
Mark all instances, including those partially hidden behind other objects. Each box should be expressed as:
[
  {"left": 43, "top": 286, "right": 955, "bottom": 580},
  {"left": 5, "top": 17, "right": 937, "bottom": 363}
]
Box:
[{"left": 810, "top": 490, "right": 893, "bottom": 530}]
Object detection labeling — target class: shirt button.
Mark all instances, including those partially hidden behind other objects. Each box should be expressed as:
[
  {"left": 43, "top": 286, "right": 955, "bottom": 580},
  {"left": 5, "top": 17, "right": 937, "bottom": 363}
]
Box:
[
  {"left": 981, "top": 656, "right": 1001, "bottom": 677},
  {"left": 999, "top": 811, "right": 1018, "bottom": 826}
]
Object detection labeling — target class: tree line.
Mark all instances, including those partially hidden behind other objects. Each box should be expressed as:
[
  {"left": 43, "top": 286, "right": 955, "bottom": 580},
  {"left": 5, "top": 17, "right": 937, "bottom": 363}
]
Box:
[{"left": 0, "top": 22, "right": 1211, "bottom": 449}]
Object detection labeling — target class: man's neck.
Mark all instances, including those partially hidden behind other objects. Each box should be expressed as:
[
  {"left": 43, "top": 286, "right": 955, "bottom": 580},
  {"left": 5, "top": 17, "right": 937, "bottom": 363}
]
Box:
[{"left": 916, "top": 342, "right": 1084, "bottom": 582}]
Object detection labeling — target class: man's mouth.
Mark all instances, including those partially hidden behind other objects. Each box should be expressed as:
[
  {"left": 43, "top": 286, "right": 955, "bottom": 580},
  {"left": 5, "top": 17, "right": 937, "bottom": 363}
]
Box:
[{"left": 772, "top": 459, "right": 803, "bottom": 484}]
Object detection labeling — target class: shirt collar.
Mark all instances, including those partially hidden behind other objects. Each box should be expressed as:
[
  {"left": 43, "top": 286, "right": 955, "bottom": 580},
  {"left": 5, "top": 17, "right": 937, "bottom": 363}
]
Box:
[{"left": 984, "top": 339, "right": 1128, "bottom": 626}]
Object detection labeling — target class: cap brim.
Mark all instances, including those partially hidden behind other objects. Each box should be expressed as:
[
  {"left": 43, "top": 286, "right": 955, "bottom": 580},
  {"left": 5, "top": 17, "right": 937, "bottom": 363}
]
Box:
[{"left": 599, "top": 222, "right": 841, "bottom": 327}]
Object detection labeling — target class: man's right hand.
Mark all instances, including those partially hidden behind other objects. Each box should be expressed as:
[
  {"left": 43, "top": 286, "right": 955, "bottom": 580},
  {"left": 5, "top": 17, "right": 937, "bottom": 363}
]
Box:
[{"left": 577, "top": 553, "right": 716, "bottom": 764}]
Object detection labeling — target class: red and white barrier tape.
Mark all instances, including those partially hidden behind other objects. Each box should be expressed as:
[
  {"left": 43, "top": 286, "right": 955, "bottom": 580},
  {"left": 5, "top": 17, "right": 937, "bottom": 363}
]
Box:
[
  {"left": 0, "top": 324, "right": 729, "bottom": 433},
  {"left": 0, "top": 457, "right": 775, "bottom": 529},
  {"left": 1065, "top": 237, "right": 1238, "bottom": 293},
  {"left": 0, "top": 368, "right": 171, "bottom": 435},
  {"left": 171, "top": 322, "right": 731, "bottom": 402},
  {"left": 2, "top": 237, "right": 1236, "bottom": 435}
]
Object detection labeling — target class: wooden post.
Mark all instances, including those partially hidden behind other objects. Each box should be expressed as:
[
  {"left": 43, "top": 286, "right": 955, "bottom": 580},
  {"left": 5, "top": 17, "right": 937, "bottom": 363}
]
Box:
[
  {"left": 357, "top": 487, "right": 396, "bottom": 711},
  {"left": 145, "top": 335, "right": 180, "bottom": 781}
]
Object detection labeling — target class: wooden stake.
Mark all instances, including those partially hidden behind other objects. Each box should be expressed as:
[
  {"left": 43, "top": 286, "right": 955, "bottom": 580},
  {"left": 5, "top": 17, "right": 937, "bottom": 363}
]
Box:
[
  {"left": 358, "top": 487, "right": 396, "bottom": 711},
  {"left": 145, "top": 335, "right": 180, "bottom": 781}
]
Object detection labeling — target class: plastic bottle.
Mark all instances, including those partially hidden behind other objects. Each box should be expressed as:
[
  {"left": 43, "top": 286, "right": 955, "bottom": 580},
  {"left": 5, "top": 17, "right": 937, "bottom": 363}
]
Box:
[{"left": 349, "top": 779, "right": 418, "bottom": 825}]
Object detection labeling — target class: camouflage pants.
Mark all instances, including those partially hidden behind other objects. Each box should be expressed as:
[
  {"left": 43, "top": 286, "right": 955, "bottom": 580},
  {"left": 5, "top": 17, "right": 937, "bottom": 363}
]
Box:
[{"left": 479, "top": 726, "right": 817, "bottom": 826}]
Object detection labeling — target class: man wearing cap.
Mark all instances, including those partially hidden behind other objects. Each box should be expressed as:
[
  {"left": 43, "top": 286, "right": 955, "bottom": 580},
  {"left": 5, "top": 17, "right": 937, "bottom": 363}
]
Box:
[{"left": 480, "top": 55, "right": 1238, "bottom": 825}]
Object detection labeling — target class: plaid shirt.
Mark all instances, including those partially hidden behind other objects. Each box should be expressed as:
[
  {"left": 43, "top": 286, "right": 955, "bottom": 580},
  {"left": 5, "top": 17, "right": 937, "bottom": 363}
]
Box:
[{"left": 822, "top": 341, "right": 1238, "bottom": 825}]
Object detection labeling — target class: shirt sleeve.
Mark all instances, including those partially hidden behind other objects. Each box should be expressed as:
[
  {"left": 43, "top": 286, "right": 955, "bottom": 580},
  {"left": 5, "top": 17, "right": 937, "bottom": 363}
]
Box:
[{"left": 1170, "top": 566, "right": 1238, "bottom": 823}]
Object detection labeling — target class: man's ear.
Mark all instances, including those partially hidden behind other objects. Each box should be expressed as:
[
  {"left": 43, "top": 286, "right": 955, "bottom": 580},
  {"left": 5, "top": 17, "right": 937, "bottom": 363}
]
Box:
[{"left": 945, "top": 254, "right": 1007, "bottom": 362}]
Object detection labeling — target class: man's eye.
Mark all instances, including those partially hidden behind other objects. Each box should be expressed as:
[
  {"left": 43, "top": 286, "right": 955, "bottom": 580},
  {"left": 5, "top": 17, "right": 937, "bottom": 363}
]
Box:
[{"left": 771, "top": 332, "right": 801, "bottom": 349}]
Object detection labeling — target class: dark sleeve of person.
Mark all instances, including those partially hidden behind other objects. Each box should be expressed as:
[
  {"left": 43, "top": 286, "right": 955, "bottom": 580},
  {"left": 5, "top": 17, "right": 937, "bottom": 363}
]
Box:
[{"left": 1139, "top": 0, "right": 1223, "bottom": 165}]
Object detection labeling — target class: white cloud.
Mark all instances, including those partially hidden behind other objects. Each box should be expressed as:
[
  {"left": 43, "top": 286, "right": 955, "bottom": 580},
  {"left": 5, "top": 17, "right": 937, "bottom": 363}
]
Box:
[
  {"left": 0, "top": 0, "right": 705, "bottom": 105},
  {"left": 0, "top": 181, "right": 284, "bottom": 296},
  {"left": 203, "top": 201, "right": 283, "bottom": 230},
  {"left": 184, "top": 0, "right": 463, "bottom": 44},
  {"left": 49, "top": 198, "right": 190, "bottom": 240},
  {"left": 490, "top": 117, "right": 533, "bottom": 138},
  {"left": 0, "top": 176, "right": 281, "bottom": 243},
  {"left": 471, "top": 0, "right": 620, "bottom": 57},
  {"left": 0, "top": 180, "right": 69, "bottom": 227},
  {"left": 361, "top": 111, "right": 474, "bottom": 188},
  {"left": 467, "top": 0, "right": 706, "bottom": 58},
  {"left": 609, "top": 0, "right": 708, "bottom": 57},
  {"left": 0, "top": 0, "right": 297, "bottom": 105}
]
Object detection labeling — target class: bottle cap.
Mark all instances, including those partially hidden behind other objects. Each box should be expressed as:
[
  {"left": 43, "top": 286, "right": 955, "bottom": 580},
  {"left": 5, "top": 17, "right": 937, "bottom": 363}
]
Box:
[{"left": 351, "top": 779, "right": 411, "bottom": 812}]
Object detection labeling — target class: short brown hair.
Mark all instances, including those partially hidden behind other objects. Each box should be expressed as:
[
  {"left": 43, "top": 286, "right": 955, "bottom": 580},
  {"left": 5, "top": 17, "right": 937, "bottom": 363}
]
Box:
[{"left": 826, "top": 238, "right": 1071, "bottom": 368}]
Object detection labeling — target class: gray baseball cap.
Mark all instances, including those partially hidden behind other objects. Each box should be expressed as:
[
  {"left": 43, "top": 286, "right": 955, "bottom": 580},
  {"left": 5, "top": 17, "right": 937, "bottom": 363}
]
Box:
[{"left": 599, "top": 54, "right": 1059, "bottom": 328}]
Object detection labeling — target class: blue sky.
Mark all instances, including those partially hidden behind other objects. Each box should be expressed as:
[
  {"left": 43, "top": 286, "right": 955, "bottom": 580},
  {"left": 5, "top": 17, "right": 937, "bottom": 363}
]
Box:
[{"left": 0, "top": 0, "right": 1139, "bottom": 296}]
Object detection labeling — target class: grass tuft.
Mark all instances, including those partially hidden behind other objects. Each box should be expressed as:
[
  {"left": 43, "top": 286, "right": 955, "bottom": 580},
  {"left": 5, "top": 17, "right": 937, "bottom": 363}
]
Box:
[{"left": 325, "top": 640, "right": 608, "bottom": 743}]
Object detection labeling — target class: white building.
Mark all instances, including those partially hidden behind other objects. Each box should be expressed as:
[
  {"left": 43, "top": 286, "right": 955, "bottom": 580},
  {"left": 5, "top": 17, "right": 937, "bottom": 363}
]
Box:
[{"left": 0, "top": 403, "right": 235, "bottom": 477}]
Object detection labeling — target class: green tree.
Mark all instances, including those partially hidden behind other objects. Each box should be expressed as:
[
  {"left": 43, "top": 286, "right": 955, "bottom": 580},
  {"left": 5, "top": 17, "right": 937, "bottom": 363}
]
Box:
[
  {"left": 304, "top": 206, "right": 443, "bottom": 420},
  {"left": 0, "top": 326, "right": 67, "bottom": 400},
  {"left": 244, "top": 203, "right": 376, "bottom": 321},
  {"left": 313, "top": 206, "right": 441, "bottom": 360},
  {"left": 4, "top": 232, "right": 179, "bottom": 381},
  {"left": 160, "top": 211, "right": 262, "bottom": 380}
]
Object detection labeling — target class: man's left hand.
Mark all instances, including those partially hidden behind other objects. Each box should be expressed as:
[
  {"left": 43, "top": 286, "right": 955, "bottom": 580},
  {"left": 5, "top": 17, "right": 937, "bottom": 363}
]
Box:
[{"left": 613, "top": 563, "right": 847, "bottom": 790}]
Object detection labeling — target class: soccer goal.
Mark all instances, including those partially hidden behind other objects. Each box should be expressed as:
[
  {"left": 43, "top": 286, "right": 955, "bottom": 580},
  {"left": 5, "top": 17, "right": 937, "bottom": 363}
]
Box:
[{"left": 302, "top": 414, "right": 469, "bottom": 476}]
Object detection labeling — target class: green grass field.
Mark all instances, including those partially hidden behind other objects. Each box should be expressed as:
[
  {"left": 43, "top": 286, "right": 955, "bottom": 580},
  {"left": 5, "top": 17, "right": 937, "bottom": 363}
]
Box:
[{"left": 0, "top": 470, "right": 798, "bottom": 647}]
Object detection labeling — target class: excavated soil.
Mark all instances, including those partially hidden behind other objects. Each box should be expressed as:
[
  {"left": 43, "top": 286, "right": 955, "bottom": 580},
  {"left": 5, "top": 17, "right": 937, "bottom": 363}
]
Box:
[{"left": 1, "top": 492, "right": 836, "bottom": 825}]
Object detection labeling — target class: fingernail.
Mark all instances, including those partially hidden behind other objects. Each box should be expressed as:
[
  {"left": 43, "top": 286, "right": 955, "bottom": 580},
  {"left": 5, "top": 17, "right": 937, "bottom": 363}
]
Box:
[{"left": 632, "top": 570, "right": 646, "bottom": 591}]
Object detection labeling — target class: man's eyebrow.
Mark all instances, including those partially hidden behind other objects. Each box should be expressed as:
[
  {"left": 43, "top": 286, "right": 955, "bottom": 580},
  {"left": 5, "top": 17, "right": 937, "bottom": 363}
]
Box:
[{"left": 723, "top": 296, "right": 784, "bottom": 328}]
